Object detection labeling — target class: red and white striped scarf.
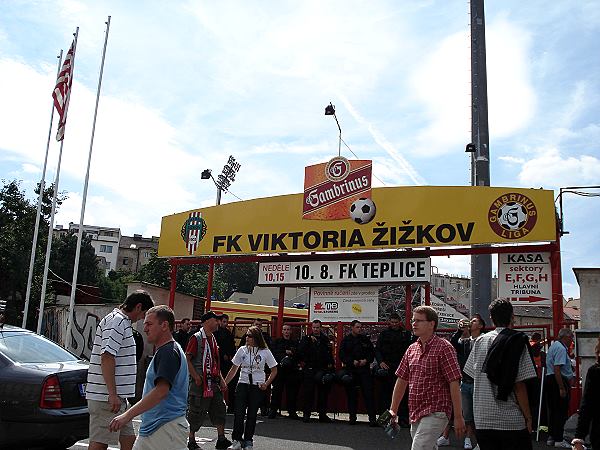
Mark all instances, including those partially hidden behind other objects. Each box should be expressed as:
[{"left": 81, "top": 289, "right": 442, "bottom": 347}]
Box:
[{"left": 200, "top": 328, "right": 220, "bottom": 398}]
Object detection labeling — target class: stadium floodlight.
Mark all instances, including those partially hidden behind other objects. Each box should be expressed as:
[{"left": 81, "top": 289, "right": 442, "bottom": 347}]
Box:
[{"left": 201, "top": 169, "right": 212, "bottom": 179}]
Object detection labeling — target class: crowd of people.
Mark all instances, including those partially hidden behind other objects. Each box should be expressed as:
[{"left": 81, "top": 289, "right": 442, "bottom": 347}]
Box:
[{"left": 84, "top": 291, "right": 598, "bottom": 450}]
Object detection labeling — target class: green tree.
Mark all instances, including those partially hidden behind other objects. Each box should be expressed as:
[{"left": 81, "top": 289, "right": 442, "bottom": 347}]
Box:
[
  {"left": 49, "top": 230, "right": 99, "bottom": 287},
  {"left": 98, "top": 269, "right": 133, "bottom": 303},
  {"left": 136, "top": 253, "right": 255, "bottom": 301},
  {"left": 0, "top": 180, "right": 64, "bottom": 326}
]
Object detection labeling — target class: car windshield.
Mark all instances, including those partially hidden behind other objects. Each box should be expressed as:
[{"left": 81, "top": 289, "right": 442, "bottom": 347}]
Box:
[{"left": 0, "top": 332, "right": 79, "bottom": 363}]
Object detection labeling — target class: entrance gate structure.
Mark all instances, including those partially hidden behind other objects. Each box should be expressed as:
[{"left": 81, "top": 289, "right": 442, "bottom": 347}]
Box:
[{"left": 159, "top": 185, "right": 564, "bottom": 337}]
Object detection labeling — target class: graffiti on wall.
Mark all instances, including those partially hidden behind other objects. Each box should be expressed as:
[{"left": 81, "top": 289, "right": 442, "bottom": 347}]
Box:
[
  {"left": 70, "top": 312, "right": 100, "bottom": 360},
  {"left": 43, "top": 306, "right": 111, "bottom": 360}
]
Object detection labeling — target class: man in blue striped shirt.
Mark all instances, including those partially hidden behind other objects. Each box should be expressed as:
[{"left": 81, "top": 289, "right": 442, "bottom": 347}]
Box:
[{"left": 86, "top": 291, "right": 154, "bottom": 450}]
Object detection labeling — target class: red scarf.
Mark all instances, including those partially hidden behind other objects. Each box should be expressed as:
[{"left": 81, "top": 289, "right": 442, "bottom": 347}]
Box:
[{"left": 200, "top": 328, "right": 220, "bottom": 398}]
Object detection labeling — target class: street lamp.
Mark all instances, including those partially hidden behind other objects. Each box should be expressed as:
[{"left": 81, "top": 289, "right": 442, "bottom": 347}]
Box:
[{"left": 324, "top": 102, "right": 342, "bottom": 156}]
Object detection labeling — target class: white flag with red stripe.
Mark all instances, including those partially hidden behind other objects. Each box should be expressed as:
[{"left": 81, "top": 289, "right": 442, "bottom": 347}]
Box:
[{"left": 52, "top": 40, "right": 76, "bottom": 141}]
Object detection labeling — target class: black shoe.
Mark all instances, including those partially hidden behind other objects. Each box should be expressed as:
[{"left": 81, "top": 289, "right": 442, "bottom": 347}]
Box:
[
  {"left": 260, "top": 408, "right": 269, "bottom": 417},
  {"left": 215, "top": 437, "right": 232, "bottom": 450},
  {"left": 288, "top": 412, "right": 300, "bottom": 420},
  {"left": 319, "top": 414, "right": 333, "bottom": 423},
  {"left": 188, "top": 440, "right": 200, "bottom": 450},
  {"left": 268, "top": 410, "right": 277, "bottom": 419},
  {"left": 349, "top": 414, "right": 357, "bottom": 425}
]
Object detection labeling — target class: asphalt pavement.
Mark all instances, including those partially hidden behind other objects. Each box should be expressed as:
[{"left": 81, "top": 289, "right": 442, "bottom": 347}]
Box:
[{"left": 66, "top": 412, "right": 554, "bottom": 450}]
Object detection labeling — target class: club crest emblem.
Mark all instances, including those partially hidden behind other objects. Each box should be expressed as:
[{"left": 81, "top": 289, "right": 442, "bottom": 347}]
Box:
[
  {"left": 488, "top": 193, "right": 538, "bottom": 239},
  {"left": 180, "top": 211, "right": 207, "bottom": 255}
]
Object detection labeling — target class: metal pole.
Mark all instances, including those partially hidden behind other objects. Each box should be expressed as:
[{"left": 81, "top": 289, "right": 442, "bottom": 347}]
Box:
[
  {"left": 277, "top": 286, "right": 285, "bottom": 338},
  {"left": 66, "top": 17, "right": 110, "bottom": 350},
  {"left": 551, "top": 227, "right": 564, "bottom": 336},
  {"left": 22, "top": 50, "right": 63, "bottom": 329},
  {"left": 168, "top": 262, "right": 177, "bottom": 309},
  {"left": 470, "top": 0, "right": 492, "bottom": 321},
  {"left": 536, "top": 366, "right": 546, "bottom": 441},
  {"left": 36, "top": 139, "right": 66, "bottom": 334},
  {"left": 216, "top": 186, "right": 222, "bottom": 206},
  {"left": 405, "top": 283, "right": 413, "bottom": 329},
  {"left": 206, "top": 261, "right": 214, "bottom": 311},
  {"left": 206, "top": 180, "right": 222, "bottom": 311}
]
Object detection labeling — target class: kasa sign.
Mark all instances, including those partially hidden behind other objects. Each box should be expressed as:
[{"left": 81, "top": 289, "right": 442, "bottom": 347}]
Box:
[{"left": 498, "top": 252, "right": 552, "bottom": 305}]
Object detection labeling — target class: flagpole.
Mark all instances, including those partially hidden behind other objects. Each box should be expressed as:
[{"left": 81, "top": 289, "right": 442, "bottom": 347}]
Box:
[
  {"left": 22, "top": 50, "right": 63, "bottom": 329},
  {"left": 36, "top": 28, "right": 80, "bottom": 335},
  {"left": 65, "top": 16, "right": 111, "bottom": 350},
  {"left": 37, "top": 139, "right": 66, "bottom": 334}
]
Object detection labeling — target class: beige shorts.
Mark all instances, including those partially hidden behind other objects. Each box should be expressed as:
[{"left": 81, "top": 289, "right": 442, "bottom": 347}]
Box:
[
  {"left": 88, "top": 398, "right": 136, "bottom": 445},
  {"left": 133, "top": 416, "right": 189, "bottom": 450}
]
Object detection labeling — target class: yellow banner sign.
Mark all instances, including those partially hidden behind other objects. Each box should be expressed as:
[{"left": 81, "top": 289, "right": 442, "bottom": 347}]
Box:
[{"left": 158, "top": 186, "right": 556, "bottom": 257}]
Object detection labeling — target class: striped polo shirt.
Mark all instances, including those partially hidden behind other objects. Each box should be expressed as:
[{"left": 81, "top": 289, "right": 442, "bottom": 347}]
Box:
[{"left": 86, "top": 308, "right": 137, "bottom": 401}]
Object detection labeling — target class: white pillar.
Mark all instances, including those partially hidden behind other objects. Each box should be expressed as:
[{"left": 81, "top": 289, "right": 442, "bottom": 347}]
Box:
[{"left": 573, "top": 268, "right": 600, "bottom": 388}]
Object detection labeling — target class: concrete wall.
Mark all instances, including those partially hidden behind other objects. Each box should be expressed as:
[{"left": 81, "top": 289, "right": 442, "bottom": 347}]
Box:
[
  {"left": 573, "top": 268, "right": 600, "bottom": 387},
  {"left": 125, "top": 281, "right": 199, "bottom": 320}
]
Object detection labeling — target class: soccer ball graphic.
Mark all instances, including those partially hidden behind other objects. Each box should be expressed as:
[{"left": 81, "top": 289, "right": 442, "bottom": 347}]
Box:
[
  {"left": 497, "top": 202, "right": 528, "bottom": 230},
  {"left": 350, "top": 198, "right": 376, "bottom": 224}
]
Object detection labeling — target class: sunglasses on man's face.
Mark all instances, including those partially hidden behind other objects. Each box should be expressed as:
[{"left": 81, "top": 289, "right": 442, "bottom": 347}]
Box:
[{"left": 246, "top": 334, "right": 253, "bottom": 338}]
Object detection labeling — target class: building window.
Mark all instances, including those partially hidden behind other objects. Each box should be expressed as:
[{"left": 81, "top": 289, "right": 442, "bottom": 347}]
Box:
[
  {"left": 123, "top": 257, "right": 129, "bottom": 265},
  {"left": 272, "top": 298, "right": 278, "bottom": 306},
  {"left": 238, "top": 298, "right": 248, "bottom": 304},
  {"left": 104, "top": 231, "right": 114, "bottom": 237},
  {"left": 106, "top": 262, "right": 111, "bottom": 270},
  {"left": 143, "top": 251, "right": 150, "bottom": 258},
  {"left": 100, "top": 244, "right": 113, "bottom": 253}
]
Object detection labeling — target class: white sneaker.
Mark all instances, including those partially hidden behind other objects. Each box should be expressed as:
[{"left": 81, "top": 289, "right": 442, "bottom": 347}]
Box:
[
  {"left": 227, "top": 441, "right": 242, "bottom": 450},
  {"left": 464, "top": 437, "right": 473, "bottom": 449},
  {"left": 554, "top": 440, "right": 571, "bottom": 448},
  {"left": 437, "top": 436, "right": 450, "bottom": 447},
  {"left": 547, "top": 437, "right": 555, "bottom": 446}
]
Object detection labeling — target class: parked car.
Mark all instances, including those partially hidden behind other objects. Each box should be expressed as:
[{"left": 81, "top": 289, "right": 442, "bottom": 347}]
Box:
[{"left": 0, "top": 324, "right": 89, "bottom": 449}]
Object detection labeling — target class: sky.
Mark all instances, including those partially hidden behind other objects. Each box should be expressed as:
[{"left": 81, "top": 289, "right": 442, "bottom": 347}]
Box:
[{"left": 0, "top": 0, "right": 598, "bottom": 301}]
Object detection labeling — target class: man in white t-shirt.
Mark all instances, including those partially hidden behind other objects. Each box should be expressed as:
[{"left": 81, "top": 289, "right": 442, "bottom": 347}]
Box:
[{"left": 86, "top": 291, "right": 154, "bottom": 450}]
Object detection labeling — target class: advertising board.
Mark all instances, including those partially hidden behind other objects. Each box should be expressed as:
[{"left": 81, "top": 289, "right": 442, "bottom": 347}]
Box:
[
  {"left": 309, "top": 286, "right": 379, "bottom": 322},
  {"left": 159, "top": 186, "right": 556, "bottom": 257},
  {"left": 498, "top": 252, "right": 552, "bottom": 305},
  {"left": 258, "top": 257, "right": 430, "bottom": 286}
]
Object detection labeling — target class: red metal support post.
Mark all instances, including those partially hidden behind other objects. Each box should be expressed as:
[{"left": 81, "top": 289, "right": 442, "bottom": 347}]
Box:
[
  {"left": 335, "top": 321, "right": 344, "bottom": 370},
  {"left": 405, "top": 283, "right": 413, "bottom": 329},
  {"left": 206, "top": 259, "right": 215, "bottom": 311},
  {"left": 424, "top": 283, "right": 431, "bottom": 306},
  {"left": 168, "top": 262, "right": 177, "bottom": 309},
  {"left": 277, "top": 286, "right": 285, "bottom": 338},
  {"left": 550, "top": 230, "right": 564, "bottom": 337}
]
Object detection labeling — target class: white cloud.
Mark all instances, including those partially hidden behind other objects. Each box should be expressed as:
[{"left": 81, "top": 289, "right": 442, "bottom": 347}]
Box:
[
  {"left": 410, "top": 17, "right": 535, "bottom": 157},
  {"left": 22, "top": 163, "right": 41, "bottom": 174},
  {"left": 431, "top": 255, "right": 471, "bottom": 277},
  {"left": 517, "top": 148, "right": 600, "bottom": 188},
  {"left": 338, "top": 93, "right": 426, "bottom": 185}
]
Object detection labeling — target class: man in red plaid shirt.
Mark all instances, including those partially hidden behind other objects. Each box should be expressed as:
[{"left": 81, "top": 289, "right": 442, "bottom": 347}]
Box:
[{"left": 389, "top": 306, "right": 465, "bottom": 449}]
